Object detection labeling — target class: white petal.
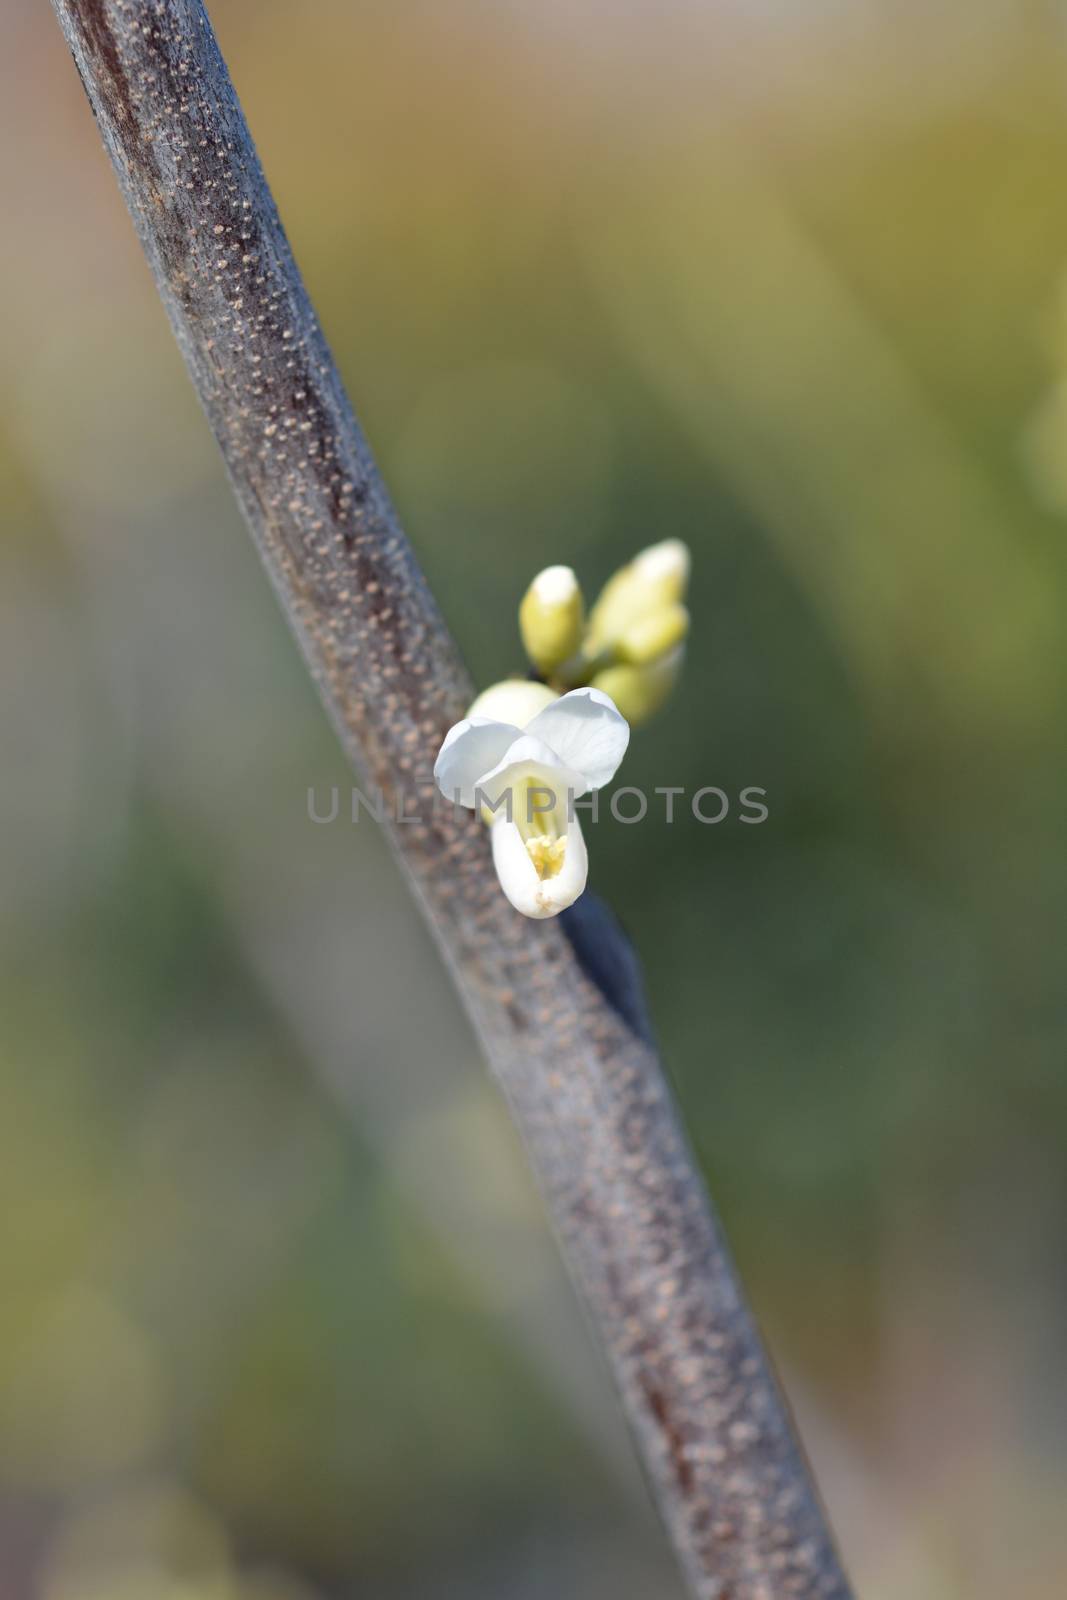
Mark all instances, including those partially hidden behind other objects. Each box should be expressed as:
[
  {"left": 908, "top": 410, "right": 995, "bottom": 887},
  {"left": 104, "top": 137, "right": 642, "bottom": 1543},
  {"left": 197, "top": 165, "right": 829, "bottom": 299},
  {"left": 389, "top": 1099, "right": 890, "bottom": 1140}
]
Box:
[
  {"left": 434, "top": 717, "right": 521, "bottom": 808},
  {"left": 490, "top": 813, "right": 589, "bottom": 919},
  {"left": 475, "top": 734, "right": 586, "bottom": 814},
  {"left": 524, "top": 687, "right": 630, "bottom": 791}
]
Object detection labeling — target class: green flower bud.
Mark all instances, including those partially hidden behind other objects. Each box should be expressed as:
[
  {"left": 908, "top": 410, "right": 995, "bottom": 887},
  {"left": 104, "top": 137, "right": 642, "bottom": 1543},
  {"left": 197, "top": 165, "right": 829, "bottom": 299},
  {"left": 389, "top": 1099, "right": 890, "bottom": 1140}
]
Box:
[
  {"left": 591, "top": 647, "right": 684, "bottom": 727},
  {"left": 586, "top": 539, "right": 690, "bottom": 649},
  {"left": 616, "top": 602, "right": 689, "bottom": 666},
  {"left": 519, "top": 565, "right": 585, "bottom": 676}
]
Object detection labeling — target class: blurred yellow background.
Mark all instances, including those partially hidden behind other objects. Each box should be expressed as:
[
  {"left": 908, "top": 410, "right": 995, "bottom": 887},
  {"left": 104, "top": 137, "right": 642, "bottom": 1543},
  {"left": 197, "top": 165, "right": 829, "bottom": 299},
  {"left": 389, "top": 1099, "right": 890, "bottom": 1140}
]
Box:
[{"left": 2, "top": 1, "right": 1067, "bottom": 1596}]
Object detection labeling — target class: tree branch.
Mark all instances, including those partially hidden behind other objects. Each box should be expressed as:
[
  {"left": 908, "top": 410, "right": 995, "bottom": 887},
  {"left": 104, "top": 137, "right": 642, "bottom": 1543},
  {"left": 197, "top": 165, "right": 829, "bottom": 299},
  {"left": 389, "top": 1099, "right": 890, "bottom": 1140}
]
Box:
[{"left": 49, "top": 4, "right": 853, "bottom": 1595}]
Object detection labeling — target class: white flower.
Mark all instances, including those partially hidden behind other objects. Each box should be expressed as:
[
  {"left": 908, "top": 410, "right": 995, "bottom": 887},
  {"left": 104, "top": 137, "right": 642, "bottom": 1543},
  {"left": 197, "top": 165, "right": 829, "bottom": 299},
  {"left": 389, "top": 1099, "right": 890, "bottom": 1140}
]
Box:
[{"left": 434, "top": 684, "right": 630, "bottom": 919}]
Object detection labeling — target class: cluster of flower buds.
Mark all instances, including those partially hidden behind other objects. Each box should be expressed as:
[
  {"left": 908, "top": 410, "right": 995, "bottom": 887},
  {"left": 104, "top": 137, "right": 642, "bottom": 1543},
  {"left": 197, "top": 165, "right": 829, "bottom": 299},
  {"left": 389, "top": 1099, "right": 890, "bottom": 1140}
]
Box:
[
  {"left": 434, "top": 540, "right": 690, "bottom": 918},
  {"left": 518, "top": 539, "right": 689, "bottom": 724}
]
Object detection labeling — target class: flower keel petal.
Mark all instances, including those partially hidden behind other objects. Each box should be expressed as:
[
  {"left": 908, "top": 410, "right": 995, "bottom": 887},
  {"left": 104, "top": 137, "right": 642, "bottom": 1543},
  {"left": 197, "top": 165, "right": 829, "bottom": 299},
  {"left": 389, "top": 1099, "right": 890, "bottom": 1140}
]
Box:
[{"left": 490, "top": 813, "right": 589, "bottom": 919}]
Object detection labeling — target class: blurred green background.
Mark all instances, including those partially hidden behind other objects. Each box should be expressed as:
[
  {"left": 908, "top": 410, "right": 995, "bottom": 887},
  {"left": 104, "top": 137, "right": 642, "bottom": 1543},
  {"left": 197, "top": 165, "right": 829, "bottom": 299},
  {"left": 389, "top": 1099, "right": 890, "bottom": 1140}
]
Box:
[{"left": 3, "top": 1, "right": 1067, "bottom": 1596}]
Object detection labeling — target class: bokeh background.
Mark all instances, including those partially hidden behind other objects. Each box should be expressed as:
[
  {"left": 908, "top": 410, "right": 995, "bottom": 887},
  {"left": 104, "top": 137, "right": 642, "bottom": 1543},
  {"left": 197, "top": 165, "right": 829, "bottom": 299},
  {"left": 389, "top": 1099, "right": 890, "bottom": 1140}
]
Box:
[{"left": 3, "top": 1, "right": 1067, "bottom": 1596}]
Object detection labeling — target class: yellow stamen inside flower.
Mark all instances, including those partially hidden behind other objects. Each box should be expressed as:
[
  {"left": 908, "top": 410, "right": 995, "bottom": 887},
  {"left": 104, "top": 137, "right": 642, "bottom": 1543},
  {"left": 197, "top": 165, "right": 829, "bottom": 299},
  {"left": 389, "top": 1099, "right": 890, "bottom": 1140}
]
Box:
[
  {"left": 499, "top": 776, "right": 569, "bottom": 879},
  {"left": 526, "top": 834, "right": 567, "bottom": 880}
]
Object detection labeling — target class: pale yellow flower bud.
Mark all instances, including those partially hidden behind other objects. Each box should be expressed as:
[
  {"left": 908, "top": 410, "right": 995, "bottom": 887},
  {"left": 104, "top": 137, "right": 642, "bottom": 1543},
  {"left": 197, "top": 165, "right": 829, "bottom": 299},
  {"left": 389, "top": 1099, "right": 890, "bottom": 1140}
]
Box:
[
  {"left": 632, "top": 538, "right": 690, "bottom": 598},
  {"left": 616, "top": 602, "right": 689, "bottom": 666},
  {"left": 591, "top": 647, "right": 684, "bottom": 727},
  {"left": 518, "top": 565, "right": 585, "bottom": 676},
  {"left": 586, "top": 539, "right": 690, "bottom": 649},
  {"left": 467, "top": 678, "right": 558, "bottom": 726}
]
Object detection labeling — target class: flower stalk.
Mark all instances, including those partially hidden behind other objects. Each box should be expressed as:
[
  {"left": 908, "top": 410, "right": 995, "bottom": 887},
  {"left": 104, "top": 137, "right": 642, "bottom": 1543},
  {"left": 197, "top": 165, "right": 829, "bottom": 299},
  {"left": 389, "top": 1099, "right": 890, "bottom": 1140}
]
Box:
[{"left": 48, "top": 4, "right": 854, "bottom": 1596}]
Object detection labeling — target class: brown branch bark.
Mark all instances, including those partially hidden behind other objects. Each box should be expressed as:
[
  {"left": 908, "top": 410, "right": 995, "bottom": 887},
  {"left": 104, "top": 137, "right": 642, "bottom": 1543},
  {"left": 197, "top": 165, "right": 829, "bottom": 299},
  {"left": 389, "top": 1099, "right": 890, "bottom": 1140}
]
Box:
[{"left": 49, "top": 4, "right": 854, "bottom": 1596}]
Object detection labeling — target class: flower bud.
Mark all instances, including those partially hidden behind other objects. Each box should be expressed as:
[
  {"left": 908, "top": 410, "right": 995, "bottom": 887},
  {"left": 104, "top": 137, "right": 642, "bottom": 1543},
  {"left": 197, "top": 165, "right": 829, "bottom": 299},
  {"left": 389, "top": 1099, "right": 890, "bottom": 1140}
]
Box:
[
  {"left": 586, "top": 539, "right": 690, "bottom": 649},
  {"left": 467, "top": 678, "right": 559, "bottom": 727},
  {"left": 591, "top": 647, "right": 684, "bottom": 727},
  {"left": 617, "top": 602, "right": 689, "bottom": 666},
  {"left": 519, "top": 565, "right": 585, "bottom": 676}
]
